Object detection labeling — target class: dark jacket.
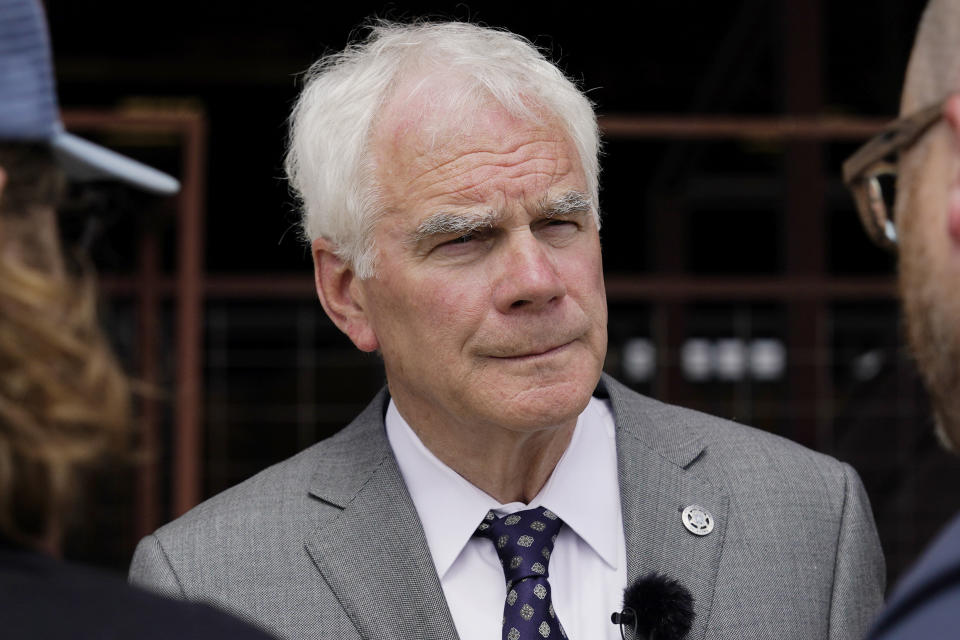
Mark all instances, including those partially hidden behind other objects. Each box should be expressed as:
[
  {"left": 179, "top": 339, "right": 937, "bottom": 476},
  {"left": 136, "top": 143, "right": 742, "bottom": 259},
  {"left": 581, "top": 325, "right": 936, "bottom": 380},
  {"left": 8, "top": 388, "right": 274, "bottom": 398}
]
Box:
[
  {"left": 869, "top": 513, "right": 960, "bottom": 639},
  {"left": 0, "top": 539, "right": 275, "bottom": 639}
]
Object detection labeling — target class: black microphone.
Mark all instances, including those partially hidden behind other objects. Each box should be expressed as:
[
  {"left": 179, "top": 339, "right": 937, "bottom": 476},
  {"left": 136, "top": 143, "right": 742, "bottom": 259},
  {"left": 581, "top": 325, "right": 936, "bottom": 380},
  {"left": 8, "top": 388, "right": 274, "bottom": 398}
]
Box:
[{"left": 610, "top": 572, "right": 695, "bottom": 640}]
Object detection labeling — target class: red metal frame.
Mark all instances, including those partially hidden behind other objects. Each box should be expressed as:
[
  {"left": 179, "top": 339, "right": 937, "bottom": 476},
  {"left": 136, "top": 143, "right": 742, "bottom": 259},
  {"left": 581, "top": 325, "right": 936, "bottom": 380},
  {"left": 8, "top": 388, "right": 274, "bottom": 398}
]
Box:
[{"left": 63, "top": 109, "right": 207, "bottom": 532}]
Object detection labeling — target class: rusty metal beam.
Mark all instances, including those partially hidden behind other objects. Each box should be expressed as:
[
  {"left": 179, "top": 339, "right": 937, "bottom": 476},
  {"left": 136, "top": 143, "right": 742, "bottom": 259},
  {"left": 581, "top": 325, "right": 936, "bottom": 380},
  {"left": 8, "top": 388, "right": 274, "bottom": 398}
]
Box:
[
  {"left": 598, "top": 115, "right": 886, "bottom": 140},
  {"left": 64, "top": 108, "right": 208, "bottom": 519},
  {"left": 172, "top": 114, "right": 207, "bottom": 517},
  {"left": 98, "top": 273, "right": 895, "bottom": 300},
  {"left": 135, "top": 221, "right": 160, "bottom": 538},
  {"left": 783, "top": 0, "right": 825, "bottom": 449},
  {"left": 63, "top": 110, "right": 203, "bottom": 133}
]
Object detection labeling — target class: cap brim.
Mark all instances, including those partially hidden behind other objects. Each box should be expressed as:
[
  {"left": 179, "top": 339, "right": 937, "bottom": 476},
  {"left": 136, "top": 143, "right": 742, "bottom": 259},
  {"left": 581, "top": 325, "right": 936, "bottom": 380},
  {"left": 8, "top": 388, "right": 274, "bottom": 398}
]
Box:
[{"left": 51, "top": 131, "right": 180, "bottom": 196}]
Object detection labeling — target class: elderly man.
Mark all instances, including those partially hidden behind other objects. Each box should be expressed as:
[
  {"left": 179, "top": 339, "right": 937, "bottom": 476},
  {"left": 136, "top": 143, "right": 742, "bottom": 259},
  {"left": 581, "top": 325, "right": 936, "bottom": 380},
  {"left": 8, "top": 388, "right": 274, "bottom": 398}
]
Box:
[
  {"left": 844, "top": 1, "right": 960, "bottom": 637},
  {"left": 131, "top": 21, "right": 884, "bottom": 640}
]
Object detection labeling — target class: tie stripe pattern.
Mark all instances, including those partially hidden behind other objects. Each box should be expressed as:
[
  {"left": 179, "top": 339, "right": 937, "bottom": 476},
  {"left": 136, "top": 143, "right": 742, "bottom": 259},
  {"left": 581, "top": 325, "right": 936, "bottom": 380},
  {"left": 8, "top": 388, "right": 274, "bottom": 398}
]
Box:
[{"left": 475, "top": 506, "right": 567, "bottom": 640}]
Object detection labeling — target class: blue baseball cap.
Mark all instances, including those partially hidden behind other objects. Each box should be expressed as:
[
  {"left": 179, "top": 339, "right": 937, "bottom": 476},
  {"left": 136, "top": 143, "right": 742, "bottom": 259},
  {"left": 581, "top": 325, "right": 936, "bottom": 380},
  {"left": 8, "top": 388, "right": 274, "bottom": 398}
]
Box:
[{"left": 0, "top": 0, "right": 179, "bottom": 195}]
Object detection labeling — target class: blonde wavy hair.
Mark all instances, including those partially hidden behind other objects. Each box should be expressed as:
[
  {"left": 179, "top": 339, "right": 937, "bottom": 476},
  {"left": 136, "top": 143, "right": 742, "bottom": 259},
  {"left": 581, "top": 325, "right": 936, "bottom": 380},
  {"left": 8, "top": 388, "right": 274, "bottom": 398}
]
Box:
[{"left": 0, "top": 144, "right": 130, "bottom": 547}]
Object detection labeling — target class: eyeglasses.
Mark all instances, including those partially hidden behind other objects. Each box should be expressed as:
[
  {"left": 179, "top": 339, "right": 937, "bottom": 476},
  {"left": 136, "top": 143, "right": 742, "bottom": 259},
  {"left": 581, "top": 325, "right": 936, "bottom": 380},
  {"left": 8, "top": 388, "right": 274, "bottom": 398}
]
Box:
[{"left": 842, "top": 98, "right": 946, "bottom": 251}]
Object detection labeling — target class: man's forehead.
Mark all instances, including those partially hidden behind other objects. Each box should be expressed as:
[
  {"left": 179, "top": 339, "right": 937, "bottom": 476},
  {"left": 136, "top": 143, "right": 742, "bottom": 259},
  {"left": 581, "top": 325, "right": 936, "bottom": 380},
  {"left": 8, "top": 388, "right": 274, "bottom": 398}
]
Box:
[
  {"left": 374, "top": 111, "right": 578, "bottom": 200},
  {"left": 374, "top": 73, "right": 560, "bottom": 155},
  {"left": 369, "top": 74, "right": 587, "bottom": 237}
]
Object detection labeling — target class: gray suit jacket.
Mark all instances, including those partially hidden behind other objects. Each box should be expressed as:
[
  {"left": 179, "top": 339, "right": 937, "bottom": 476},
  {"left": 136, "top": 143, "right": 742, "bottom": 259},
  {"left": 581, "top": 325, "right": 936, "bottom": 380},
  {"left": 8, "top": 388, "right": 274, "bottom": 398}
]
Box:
[{"left": 130, "top": 375, "right": 884, "bottom": 639}]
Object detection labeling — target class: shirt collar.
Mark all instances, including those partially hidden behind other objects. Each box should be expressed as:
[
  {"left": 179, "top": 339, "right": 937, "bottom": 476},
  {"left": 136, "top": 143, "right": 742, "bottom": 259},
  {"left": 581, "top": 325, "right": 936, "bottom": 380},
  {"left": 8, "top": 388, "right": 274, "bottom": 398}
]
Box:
[
  {"left": 529, "top": 397, "right": 621, "bottom": 570},
  {"left": 385, "top": 396, "right": 621, "bottom": 579}
]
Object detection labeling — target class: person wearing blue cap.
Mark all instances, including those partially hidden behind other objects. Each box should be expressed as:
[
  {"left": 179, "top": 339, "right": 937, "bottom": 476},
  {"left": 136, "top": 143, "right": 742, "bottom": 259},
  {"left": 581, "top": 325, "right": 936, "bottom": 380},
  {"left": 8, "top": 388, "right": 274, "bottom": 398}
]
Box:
[
  {"left": 0, "top": 0, "right": 179, "bottom": 194},
  {"left": 0, "top": 0, "right": 274, "bottom": 637}
]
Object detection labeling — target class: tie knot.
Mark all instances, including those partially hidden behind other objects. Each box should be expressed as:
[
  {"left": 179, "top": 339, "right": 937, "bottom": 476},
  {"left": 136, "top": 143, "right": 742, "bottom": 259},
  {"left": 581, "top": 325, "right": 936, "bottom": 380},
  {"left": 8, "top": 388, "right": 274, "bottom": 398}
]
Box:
[{"left": 475, "top": 506, "right": 564, "bottom": 587}]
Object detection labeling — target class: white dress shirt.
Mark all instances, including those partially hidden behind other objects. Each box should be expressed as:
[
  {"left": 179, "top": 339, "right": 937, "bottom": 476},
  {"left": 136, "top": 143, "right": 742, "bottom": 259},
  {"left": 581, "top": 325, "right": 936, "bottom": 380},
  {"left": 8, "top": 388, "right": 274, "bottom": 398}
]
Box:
[{"left": 386, "top": 397, "right": 627, "bottom": 640}]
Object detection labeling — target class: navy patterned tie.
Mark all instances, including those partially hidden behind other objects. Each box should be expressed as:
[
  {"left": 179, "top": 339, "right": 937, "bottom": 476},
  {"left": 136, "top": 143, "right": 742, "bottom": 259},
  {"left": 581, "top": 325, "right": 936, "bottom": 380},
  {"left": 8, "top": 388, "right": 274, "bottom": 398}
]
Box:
[{"left": 475, "top": 506, "right": 568, "bottom": 640}]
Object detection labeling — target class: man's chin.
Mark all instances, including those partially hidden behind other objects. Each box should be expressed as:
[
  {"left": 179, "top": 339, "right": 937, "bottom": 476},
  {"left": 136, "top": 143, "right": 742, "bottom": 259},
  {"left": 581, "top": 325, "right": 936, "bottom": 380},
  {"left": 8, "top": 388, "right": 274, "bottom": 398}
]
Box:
[{"left": 495, "top": 374, "right": 599, "bottom": 429}]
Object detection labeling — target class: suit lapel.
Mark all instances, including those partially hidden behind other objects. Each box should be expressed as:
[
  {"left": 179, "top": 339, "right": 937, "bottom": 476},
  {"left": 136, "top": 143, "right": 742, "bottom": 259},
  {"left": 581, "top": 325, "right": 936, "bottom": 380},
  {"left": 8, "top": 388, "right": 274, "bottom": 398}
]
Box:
[
  {"left": 303, "top": 379, "right": 729, "bottom": 640},
  {"left": 603, "top": 375, "right": 729, "bottom": 640},
  {"left": 304, "top": 391, "right": 460, "bottom": 640}
]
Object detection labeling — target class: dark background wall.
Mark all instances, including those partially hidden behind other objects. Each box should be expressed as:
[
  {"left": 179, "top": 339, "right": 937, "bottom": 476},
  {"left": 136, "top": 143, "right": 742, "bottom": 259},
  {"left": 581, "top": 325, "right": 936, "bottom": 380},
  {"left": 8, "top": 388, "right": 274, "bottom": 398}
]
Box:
[{"left": 48, "top": 0, "right": 921, "bottom": 274}]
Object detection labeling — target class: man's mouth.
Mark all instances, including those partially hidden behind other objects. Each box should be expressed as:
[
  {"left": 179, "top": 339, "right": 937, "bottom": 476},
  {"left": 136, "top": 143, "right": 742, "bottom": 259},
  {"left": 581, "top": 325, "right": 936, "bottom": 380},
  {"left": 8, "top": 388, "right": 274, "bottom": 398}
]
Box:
[{"left": 489, "top": 340, "right": 575, "bottom": 360}]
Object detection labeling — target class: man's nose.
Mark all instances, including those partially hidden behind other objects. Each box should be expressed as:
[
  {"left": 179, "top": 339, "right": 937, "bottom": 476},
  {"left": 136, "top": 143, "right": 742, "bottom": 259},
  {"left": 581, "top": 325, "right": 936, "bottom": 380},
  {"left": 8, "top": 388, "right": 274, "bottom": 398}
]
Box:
[{"left": 493, "top": 232, "right": 567, "bottom": 313}]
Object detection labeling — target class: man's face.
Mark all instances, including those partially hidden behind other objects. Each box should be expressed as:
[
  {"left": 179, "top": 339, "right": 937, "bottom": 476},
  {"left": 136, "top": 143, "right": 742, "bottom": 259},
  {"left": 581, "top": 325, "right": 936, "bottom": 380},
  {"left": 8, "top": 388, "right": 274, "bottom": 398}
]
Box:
[
  {"left": 897, "top": 111, "right": 960, "bottom": 447},
  {"left": 352, "top": 95, "right": 607, "bottom": 438}
]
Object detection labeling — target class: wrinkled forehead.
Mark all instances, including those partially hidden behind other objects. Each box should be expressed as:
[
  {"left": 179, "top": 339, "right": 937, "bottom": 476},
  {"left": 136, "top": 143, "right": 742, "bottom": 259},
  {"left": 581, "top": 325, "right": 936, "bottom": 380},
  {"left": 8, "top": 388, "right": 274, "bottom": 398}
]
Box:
[
  {"left": 371, "top": 71, "right": 571, "bottom": 163},
  {"left": 370, "top": 104, "right": 582, "bottom": 222}
]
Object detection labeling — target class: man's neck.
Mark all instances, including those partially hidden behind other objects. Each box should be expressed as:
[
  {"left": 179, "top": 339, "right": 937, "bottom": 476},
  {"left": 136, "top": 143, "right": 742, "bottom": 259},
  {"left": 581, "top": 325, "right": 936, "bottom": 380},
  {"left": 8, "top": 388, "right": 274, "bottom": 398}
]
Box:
[{"left": 398, "top": 407, "right": 578, "bottom": 504}]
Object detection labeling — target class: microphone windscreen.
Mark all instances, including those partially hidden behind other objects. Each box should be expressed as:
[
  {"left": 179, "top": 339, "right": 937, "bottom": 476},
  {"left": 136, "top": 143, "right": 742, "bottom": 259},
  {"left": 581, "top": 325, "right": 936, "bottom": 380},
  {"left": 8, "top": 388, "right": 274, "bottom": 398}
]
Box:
[{"left": 622, "top": 572, "right": 695, "bottom": 640}]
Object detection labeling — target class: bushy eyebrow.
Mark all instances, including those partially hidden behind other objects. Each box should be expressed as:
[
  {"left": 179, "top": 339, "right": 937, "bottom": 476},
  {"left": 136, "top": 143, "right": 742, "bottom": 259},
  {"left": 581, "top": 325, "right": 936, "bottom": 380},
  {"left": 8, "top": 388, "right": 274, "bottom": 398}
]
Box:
[
  {"left": 409, "top": 210, "right": 502, "bottom": 245},
  {"left": 541, "top": 190, "right": 592, "bottom": 218},
  {"left": 407, "top": 190, "right": 593, "bottom": 245}
]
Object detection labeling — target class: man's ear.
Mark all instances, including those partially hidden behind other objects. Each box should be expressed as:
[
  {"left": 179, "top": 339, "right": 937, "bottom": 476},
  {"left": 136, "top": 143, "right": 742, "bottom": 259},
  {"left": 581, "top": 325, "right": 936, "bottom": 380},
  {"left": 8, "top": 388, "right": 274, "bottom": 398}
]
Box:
[
  {"left": 0, "top": 165, "right": 7, "bottom": 201},
  {"left": 312, "top": 237, "right": 380, "bottom": 352}
]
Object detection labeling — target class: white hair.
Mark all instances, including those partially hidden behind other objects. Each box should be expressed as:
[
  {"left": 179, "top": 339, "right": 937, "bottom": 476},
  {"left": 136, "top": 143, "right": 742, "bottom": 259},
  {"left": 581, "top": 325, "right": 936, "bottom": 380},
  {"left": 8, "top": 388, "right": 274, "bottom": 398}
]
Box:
[{"left": 284, "top": 21, "right": 600, "bottom": 279}]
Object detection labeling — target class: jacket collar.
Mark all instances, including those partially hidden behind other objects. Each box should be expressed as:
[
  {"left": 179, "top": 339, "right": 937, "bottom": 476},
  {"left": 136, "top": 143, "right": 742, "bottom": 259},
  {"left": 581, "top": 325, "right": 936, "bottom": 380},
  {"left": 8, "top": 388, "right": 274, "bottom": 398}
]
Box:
[
  {"left": 602, "top": 374, "right": 728, "bottom": 640},
  {"left": 306, "top": 387, "right": 393, "bottom": 508},
  {"left": 305, "top": 387, "right": 461, "bottom": 640},
  {"left": 306, "top": 378, "right": 727, "bottom": 640}
]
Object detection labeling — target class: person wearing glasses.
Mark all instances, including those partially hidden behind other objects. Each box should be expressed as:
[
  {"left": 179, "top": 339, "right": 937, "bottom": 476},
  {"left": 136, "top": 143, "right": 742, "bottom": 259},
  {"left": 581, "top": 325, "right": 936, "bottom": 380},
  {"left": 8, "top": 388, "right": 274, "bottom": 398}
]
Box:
[
  {"left": 844, "top": 1, "right": 960, "bottom": 637},
  {"left": 131, "top": 20, "right": 883, "bottom": 640}
]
